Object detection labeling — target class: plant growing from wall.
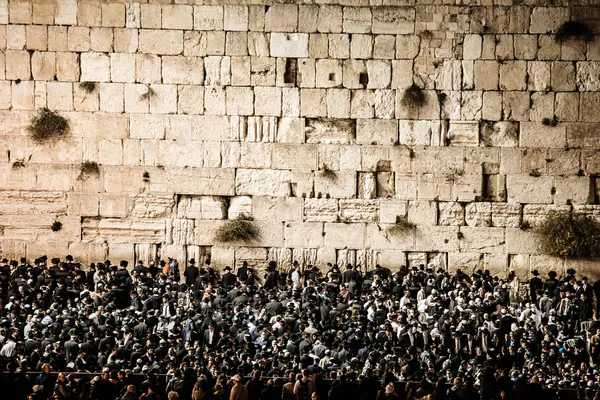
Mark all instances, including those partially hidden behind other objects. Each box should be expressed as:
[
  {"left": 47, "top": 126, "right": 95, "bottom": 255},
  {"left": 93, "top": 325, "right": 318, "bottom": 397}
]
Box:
[
  {"left": 143, "top": 171, "right": 150, "bottom": 183},
  {"left": 27, "top": 108, "right": 70, "bottom": 143},
  {"left": 536, "top": 211, "right": 600, "bottom": 258},
  {"left": 78, "top": 161, "right": 100, "bottom": 181},
  {"left": 139, "top": 86, "right": 157, "bottom": 102},
  {"left": 321, "top": 164, "right": 337, "bottom": 181},
  {"left": 12, "top": 160, "right": 26, "bottom": 169},
  {"left": 542, "top": 117, "right": 558, "bottom": 127},
  {"left": 79, "top": 81, "right": 97, "bottom": 93},
  {"left": 401, "top": 84, "right": 427, "bottom": 109},
  {"left": 51, "top": 221, "right": 63, "bottom": 232},
  {"left": 555, "top": 21, "right": 594, "bottom": 42},
  {"left": 214, "top": 214, "right": 261, "bottom": 243},
  {"left": 387, "top": 216, "right": 416, "bottom": 236}
]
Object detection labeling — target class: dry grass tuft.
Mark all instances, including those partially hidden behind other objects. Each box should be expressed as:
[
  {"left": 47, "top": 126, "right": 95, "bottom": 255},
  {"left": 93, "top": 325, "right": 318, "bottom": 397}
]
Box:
[
  {"left": 214, "top": 214, "right": 261, "bottom": 243},
  {"left": 27, "top": 108, "right": 70, "bottom": 143}
]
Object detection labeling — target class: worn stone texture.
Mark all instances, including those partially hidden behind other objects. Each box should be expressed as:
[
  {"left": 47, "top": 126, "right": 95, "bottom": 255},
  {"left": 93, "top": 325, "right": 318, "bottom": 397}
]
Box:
[{"left": 0, "top": 0, "right": 599, "bottom": 275}]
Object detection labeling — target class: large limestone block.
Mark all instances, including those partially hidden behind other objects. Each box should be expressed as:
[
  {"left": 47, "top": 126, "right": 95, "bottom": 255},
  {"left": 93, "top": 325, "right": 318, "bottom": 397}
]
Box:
[
  {"left": 407, "top": 201, "right": 437, "bottom": 226},
  {"left": 523, "top": 204, "right": 571, "bottom": 227},
  {"left": 463, "top": 34, "right": 482, "bottom": 60},
  {"left": 339, "top": 199, "right": 378, "bottom": 223},
  {"left": 378, "top": 199, "right": 407, "bottom": 224},
  {"left": 314, "top": 170, "right": 356, "bottom": 199},
  {"left": 228, "top": 196, "right": 252, "bottom": 219},
  {"left": 82, "top": 217, "right": 165, "bottom": 243},
  {"left": 252, "top": 196, "right": 302, "bottom": 222},
  {"left": 0, "top": 191, "right": 67, "bottom": 215},
  {"left": 480, "top": 121, "right": 519, "bottom": 147},
  {"left": 270, "top": 33, "right": 309, "bottom": 58},
  {"left": 324, "top": 223, "right": 365, "bottom": 248},
  {"left": 530, "top": 255, "right": 565, "bottom": 278},
  {"left": 567, "top": 123, "right": 600, "bottom": 148},
  {"left": 530, "top": 7, "right": 570, "bottom": 34},
  {"left": 465, "top": 202, "right": 492, "bottom": 227},
  {"left": 166, "top": 218, "right": 195, "bottom": 245},
  {"left": 68, "top": 193, "right": 100, "bottom": 217},
  {"left": 272, "top": 143, "right": 318, "bottom": 171},
  {"left": 366, "top": 223, "right": 414, "bottom": 251},
  {"left": 438, "top": 202, "right": 465, "bottom": 226},
  {"left": 265, "top": 5, "right": 297, "bottom": 32},
  {"left": 305, "top": 118, "right": 355, "bottom": 144},
  {"left": 505, "top": 228, "right": 540, "bottom": 254},
  {"left": 194, "top": 6, "right": 223, "bottom": 30},
  {"left": 284, "top": 222, "right": 323, "bottom": 248},
  {"left": 235, "top": 169, "right": 291, "bottom": 197},
  {"left": 412, "top": 147, "right": 464, "bottom": 175},
  {"left": 167, "top": 167, "right": 235, "bottom": 196},
  {"left": 239, "top": 142, "right": 272, "bottom": 169},
  {"left": 139, "top": 29, "right": 183, "bottom": 55},
  {"left": 162, "top": 5, "right": 193, "bottom": 30},
  {"left": 357, "top": 171, "right": 376, "bottom": 199},
  {"left": 491, "top": 203, "right": 522, "bottom": 228},
  {"left": 304, "top": 198, "right": 339, "bottom": 222},
  {"left": 577, "top": 62, "right": 600, "bottom": 91},
  {"left": 554, "top": 176, "right": 592, "bottom": 205},
  {"left": 372, "top": 7, "right": 414, "bottom": 34},
  {"left": 318, "top": 6, "right": 342, "bottom": 33},
  {"left": 162, "top": 56, "right": 204, "bottom": 85},
  {"left": 6, "top": 50, "right": 31, "bottom": 80},
  {"left": 356, "top": 119, "right": 397, "bottom": 145},
  {"left": 398, "top": 120, "right": 441, "bottom": 146},
  {"left": 447, "top": 252, "right": 483, "bottom": 273},
  {"left": 447, "top": 121, "right": 479, "bottom": 146},
  {"left": 415, "top": 226, "right": 459, "bottom": 252},
  {"left": 459, "top": 227, "right": 505, "bottom": 254},
  {"left": 129, "top": 194, "right": 175, "bottom": 218},
  {"left": 519, "top": 122, "right": 566, "bottom": 148},
  {"left": 506, "top": 174, "right": 554, "bottom": 204},
  {"left": 81, "top": 52, "right": 110, "bottom": 82}
]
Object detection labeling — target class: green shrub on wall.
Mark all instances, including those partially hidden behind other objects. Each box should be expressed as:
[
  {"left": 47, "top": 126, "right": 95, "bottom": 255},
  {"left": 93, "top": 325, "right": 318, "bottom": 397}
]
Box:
[
  {"left": 27, "top": 108, "right": 70, "bottom": 143},
  {"left": 536, "top": 211, "right": 600, "bottom": 258}
]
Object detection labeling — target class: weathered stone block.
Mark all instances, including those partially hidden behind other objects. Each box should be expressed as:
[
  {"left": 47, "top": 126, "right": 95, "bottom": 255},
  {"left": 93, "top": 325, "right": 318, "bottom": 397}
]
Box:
[
  {"left": 438, "top": 202, "right": 465, "bottom": 226},
  {"left": 270, "top": 33, "right": 309, "bottom": 58},
  {"left": 491, "top": 203, "right": 521, "bottom": 228},
  {"left": 284, "top": 222, "right": 323, "bottom": 248},
  {"left": 567, "top": 123, "right": 600, "bottom": 148},
  {"left": 357, "top": 172, "right": 376, "bottom": 199},
  {"left": 407, "top": 201, "right": 437, "bottom": 226},
  {"left": 465, "top": 202, "right": 492, "bottom": 227},
  {"left": 194, "top": 5, "right": 223, "bottom": 30},
  {"left": 162, "top": 5, "right": 193, "bottom": 30},
  {"left": 356, "top": 119, "right": 397, "bottom": 145},
  {"left": 459, "top": 227, "right": 505, "bottom": 254},
  {"left": 480, "top": 121, "right": 519, "bottom": 147},
  {"left": 324, "top": 222, "right": 365, "bottom": 248},
  {"left": 372, "top": 7, "right": 414, "bottom": 34},
  {"left": 506, "top": 174, "right": 554, "bottom": 204},
  {"left": 554, "top": 176, "right": 592, "bottom": 205},
  {"left": 139, "top": 29, "right": 183, "bottom": 55},
  {"left": 519, "top": 122, "right": 566, "bottom": 148},
  {"left": 447, "top": 121, "right": 479, "bottom": 146}
]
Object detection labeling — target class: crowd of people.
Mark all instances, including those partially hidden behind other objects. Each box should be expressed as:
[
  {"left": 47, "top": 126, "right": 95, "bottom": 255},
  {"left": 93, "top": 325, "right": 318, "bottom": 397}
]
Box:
[{"left": 0, "top": 254, "right": 599, "bottom": 400}]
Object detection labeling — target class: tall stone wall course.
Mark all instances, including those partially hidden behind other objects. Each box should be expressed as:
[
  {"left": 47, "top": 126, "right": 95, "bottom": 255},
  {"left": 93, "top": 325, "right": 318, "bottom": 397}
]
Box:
[{"left": 1, "top": 0, "right": 600, "bottom": 274}]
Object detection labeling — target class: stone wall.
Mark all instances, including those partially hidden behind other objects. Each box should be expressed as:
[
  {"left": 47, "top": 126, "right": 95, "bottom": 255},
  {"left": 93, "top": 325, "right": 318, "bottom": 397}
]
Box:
[{"left": 1, "top": 0, "right": 600, "bottom": 278}]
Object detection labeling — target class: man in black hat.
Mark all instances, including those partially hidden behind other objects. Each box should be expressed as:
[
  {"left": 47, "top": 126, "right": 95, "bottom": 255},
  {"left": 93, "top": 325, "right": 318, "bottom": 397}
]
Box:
[
  {"left": 237, "top": 261, "right": 249, "bottom": 283},
  {"left": 184, "top": 259, "right": 199, "bottom": 287},
  {"left": 264, "top": 261, "right": 279, "bottom": 290},
  {"left": 530, "top": 270, "right": 543, "bottom": 303},
  {"left": 222, "top": 266, "right": 237, "bottom": 288}
]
